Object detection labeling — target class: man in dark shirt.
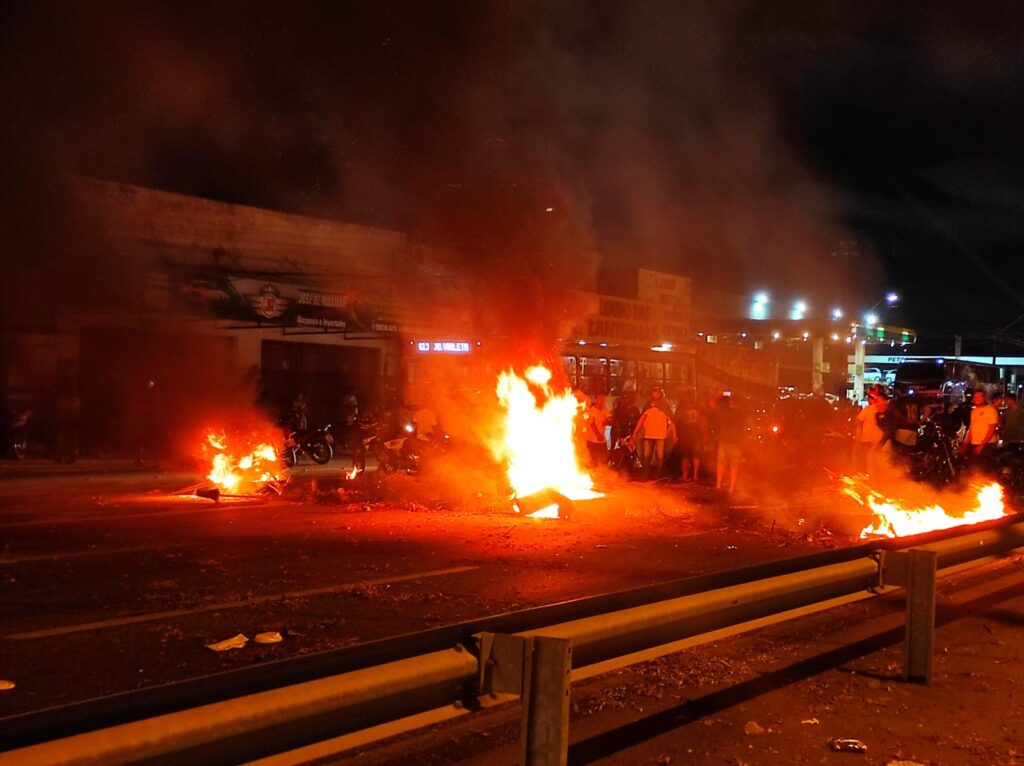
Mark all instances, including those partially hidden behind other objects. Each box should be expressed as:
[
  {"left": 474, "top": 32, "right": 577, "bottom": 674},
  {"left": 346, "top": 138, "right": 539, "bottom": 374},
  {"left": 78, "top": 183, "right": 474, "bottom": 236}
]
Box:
[
  {"left": 714, "top": 395, "right": 745, "bottom": 493},
  {"left": 1003, "top": 394, "right": 1024, "bottom": 444}
]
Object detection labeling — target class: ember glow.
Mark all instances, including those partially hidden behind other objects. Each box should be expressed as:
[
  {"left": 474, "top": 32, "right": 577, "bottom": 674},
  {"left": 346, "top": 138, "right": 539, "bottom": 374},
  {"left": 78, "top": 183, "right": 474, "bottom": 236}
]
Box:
[
  {"left": 203, "top": 430, "right": 281, "bottom": 493},
  {"left": 841, "top": 477, "right": 1009, "bottom": 538},
  {"left": 493, "top": 365, "right": 602, "bottom": 517}
]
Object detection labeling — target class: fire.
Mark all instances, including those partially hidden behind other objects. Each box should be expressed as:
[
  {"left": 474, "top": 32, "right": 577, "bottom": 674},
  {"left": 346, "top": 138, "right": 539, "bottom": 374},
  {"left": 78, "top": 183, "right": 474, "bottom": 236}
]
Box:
[
  {"left": 203, "top": 430, "right": 281, "bottom": 493},
  {"left": 345, "top": 466, "right": 361, "bottom": 480},
  {"left": 841, "top": 477, "right": 1009, "bottom": 538},
  {"left": 493, "top": 365, "right": 602, "bottom": 517}
]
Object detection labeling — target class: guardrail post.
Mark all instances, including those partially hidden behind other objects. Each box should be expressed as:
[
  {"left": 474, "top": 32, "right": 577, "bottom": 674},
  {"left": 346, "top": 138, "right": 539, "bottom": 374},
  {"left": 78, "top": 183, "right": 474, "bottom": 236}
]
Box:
[
  {"left": 903, "top": 548, "right": 937, "bottom": 685},
  {"left": 521, "top": 636, "right": 572, "bottom": 766}
]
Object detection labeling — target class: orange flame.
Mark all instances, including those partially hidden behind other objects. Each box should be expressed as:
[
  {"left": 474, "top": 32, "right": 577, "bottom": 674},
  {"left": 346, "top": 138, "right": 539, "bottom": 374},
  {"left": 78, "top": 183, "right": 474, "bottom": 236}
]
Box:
[
  {"left": 345, "top": 466, "right": 361, "bottom": 480},
  {"left": 841, "top": 477, "right": 1009, "bottom": 538},
  {"left": 492, "top": 365, "right": 602, "bottom": 517},
  {"left": 203, "top": 430, "right": 280, "bottom": 492}
]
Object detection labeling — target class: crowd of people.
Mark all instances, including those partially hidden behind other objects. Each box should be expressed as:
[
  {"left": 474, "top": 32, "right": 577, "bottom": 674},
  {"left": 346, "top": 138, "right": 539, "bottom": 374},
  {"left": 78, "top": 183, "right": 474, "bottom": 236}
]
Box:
[
  {"left": 575, "top": 379, "right": 1024, "bottom": 494},
  {"left": 576, "top": 386, "right": 750, "bottom": 493},
  {"left": 857, "top": 384, "right": 1024, "bottom": 474}
]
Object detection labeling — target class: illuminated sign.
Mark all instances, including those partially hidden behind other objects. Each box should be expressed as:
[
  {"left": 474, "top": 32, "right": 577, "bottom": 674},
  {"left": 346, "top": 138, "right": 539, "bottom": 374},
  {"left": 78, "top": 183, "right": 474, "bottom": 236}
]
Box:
[{"left": 416, "top": 341, "right": 471, "bottom": 354}]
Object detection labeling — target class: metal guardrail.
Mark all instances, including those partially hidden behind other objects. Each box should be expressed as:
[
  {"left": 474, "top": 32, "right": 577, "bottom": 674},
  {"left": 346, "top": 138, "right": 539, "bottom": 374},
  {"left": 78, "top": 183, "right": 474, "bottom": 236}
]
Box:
[
  {"left": 4, "top": 517, "right": 1024, "bottom": 766},
  {"left": 1, "top": 537, "right": 885, "bottom": 749}
]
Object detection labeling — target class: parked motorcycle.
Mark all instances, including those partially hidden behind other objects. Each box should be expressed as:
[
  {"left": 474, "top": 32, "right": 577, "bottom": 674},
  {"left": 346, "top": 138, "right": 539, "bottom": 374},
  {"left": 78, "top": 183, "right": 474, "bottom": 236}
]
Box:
[
  {"left": 352, "top": 418, "right": 447, "bottom": 474},
  {"left": 352, "top": 416, "right": 389, "bottom": 472},
  {"left": 905, "top": 419, "right": 964, "bottom": 488},
  {"left": 2, "top": 408, "right": 31, "bottom": 460},
  {"left": 281, "top": 422, "right": 334, "bottom": 466}
]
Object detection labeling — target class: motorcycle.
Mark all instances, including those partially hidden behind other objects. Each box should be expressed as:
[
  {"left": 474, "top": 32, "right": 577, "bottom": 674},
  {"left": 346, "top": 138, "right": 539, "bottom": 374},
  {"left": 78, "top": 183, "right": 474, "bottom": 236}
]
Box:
[
  {"left": 352, "top": 419, "right": 446, "bottom": 474},
  {"left": 281, "top": 423, "right": 334, "bottom": 467},
  {"left": 2, "top": 408, "right": 31, "bottom": 460},
  {"left": 905, "top": 419, "right": 965, "bottom": 488},
  {"left": 351, "top": 416, "right": 389, "bottom": 472}
]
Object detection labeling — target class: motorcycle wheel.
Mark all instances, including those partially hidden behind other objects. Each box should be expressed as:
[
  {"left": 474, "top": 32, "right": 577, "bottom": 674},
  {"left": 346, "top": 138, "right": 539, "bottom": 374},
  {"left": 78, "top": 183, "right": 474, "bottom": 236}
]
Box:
[
  {"left": 307, "top": 439, "right": 333, "bottom": 465},
  {"left": 282, "top": 448, "right": 299, "bottom": 468},
  {"left": 374, "top": 448, "right": 396, "bottom": 474}
]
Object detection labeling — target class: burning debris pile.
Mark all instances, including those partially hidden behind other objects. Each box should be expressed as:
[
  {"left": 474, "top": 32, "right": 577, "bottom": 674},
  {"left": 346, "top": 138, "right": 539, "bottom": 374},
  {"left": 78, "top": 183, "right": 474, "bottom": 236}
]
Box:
[
  {"left": 491, "top": 365, "right": 602, "bottom": 519},
  {"left": 179, "top": 427, "right": 287, "bottom": 500},
  {"left": 840, "top": 476, "right": 1008, "bottom": 539}
]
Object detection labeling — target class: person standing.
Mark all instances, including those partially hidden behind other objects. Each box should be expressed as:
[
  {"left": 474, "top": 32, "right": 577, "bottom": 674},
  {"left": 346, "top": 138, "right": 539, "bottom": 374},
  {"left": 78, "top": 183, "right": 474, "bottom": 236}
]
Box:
[
  {"left": 53, "top": 378, "right": 81, "bottom": 464},
  {"left": 583, "top": 393, "right": 609, "bottom": 467},
  {"left": 289, "top": 392, "right": 309, "bottom": 432},
  {"left": 714, "top": 395, "right": 744, "bottom": 493},
  {"left": 630, "top": 388, "right": 676, "bottom": 477},
  {"left": 856, "top": 391, "right": 889, "bottom": 474},
  {"left": 675, "top": 390, "right": 702, "bottom": 482},
  {"left": 611, "top": 390, "right": 640, "bottom": 448},
  {"left": 1002, "top": 394, "right": 1024, "bottom": 445},
  {"left": 960, "top": 389, "right": 999, "bottom": 469},
  {"left": 413, "top": 404, "right": 439, "bottom": 440}
]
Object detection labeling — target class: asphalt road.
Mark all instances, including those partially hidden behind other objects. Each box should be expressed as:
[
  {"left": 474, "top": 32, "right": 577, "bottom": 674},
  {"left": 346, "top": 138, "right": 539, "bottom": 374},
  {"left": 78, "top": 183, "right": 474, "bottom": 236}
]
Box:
[{"left": 0, "top": 463, "right": 843, "bottom": 719}]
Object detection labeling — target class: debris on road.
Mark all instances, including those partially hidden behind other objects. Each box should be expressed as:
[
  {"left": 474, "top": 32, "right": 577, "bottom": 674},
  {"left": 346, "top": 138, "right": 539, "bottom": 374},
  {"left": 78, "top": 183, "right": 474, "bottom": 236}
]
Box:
[
  {"left": 206, "top": 634, "right": 248, "bottom": 651},
  {"left": 801, "top": 717, "right": 820, "bottom": 725},
  {"left": 828, "top": 738, "right": 868, "bottom": 753},
  {"left": 0, "top": 679, "right": 15, "bottom": 690},
  {"left": 195, "top": 487, "right": 221, "bottom": 503},
  {"left": 254, "top": 631, "right": 283, "bottom": 644},
  {"left": 743, "top": 720, "right": 766, "bottom": 735}
]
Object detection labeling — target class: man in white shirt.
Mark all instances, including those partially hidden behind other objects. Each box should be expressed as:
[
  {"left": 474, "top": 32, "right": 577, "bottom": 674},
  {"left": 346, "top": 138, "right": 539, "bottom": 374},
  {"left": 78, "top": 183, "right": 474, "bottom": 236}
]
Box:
[
  {"left": 960, "top": 389, "right": 998, "bottom": 469},
  {"left": 583, "top": 394, "right": 609, "bottom": 467}
]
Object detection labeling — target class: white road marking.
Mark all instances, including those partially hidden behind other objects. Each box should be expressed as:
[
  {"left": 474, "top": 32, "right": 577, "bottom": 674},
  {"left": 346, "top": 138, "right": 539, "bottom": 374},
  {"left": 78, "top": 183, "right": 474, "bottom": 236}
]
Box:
[
  {"left": 0, "top": 544, "right": 184, "bottom": 564},
  {"left": 5, "top": 565, "right": 478, "bottom": 641},
  {"left": 0, "top": 507, "right": 228, "bottom": 528}
]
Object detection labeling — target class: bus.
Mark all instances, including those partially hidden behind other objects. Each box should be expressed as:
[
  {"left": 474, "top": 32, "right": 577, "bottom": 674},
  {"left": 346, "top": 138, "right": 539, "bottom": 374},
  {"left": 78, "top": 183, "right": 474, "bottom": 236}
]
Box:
[{"left": 893, "top": 358, "right": 1002, "bottom": 403}]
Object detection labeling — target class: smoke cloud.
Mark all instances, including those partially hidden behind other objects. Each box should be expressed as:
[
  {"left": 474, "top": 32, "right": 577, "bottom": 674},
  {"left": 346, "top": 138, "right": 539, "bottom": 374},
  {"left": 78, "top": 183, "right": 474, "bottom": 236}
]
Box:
[{"left": 2, "top": 0, "right": 904, "bottom": 334}]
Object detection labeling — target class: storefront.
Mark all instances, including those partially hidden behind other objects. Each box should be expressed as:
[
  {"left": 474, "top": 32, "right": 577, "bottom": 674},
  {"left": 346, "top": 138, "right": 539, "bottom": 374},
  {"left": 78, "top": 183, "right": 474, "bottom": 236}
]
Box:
[{"left": 561, "top": 270, "right": 696, "bottom": 401}]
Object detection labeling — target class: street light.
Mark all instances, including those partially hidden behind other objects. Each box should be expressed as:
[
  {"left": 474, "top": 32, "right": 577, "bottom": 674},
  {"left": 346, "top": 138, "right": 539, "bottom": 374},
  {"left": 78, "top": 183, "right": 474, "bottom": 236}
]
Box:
[
  {"left": 789, "top": 300, "right": 808, "bottom": 321},
  {"left": 865, "top": 312, "right": 879, "bottom": 326},
  {"left": 749, "top": 292, "right": 770, "bottom": 320},
  {"left": 831, "top": 307, "right": 844, "bottom": 320},
  {"left": 885, "top": 292, "right": 899, "bottom": 305}
]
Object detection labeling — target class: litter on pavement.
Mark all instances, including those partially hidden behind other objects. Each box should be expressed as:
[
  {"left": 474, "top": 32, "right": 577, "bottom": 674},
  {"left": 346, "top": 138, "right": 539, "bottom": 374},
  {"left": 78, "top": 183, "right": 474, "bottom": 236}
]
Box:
[{"left": 206, "top": 633, "right": 248, "bottom": 651}]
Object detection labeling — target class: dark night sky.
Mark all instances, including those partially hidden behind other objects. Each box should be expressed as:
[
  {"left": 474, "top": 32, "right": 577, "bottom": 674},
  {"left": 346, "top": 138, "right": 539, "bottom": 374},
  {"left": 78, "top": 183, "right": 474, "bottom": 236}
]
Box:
[{"left": 3, "top": 1, "right": 1023, "bottom": 348}]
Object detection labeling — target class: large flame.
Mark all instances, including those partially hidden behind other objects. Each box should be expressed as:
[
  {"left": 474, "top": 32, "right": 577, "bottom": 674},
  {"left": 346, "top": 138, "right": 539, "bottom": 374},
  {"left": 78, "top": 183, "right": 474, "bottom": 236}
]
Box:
[
  {"left": 203, "top": 430, "right": 280, "bottom": 492},
  {"left": 493, "top": 365, "right": 602, "bottom": 517},
  {"left": 841, "top": 477, "right": 1009, "bottom": 538}
]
